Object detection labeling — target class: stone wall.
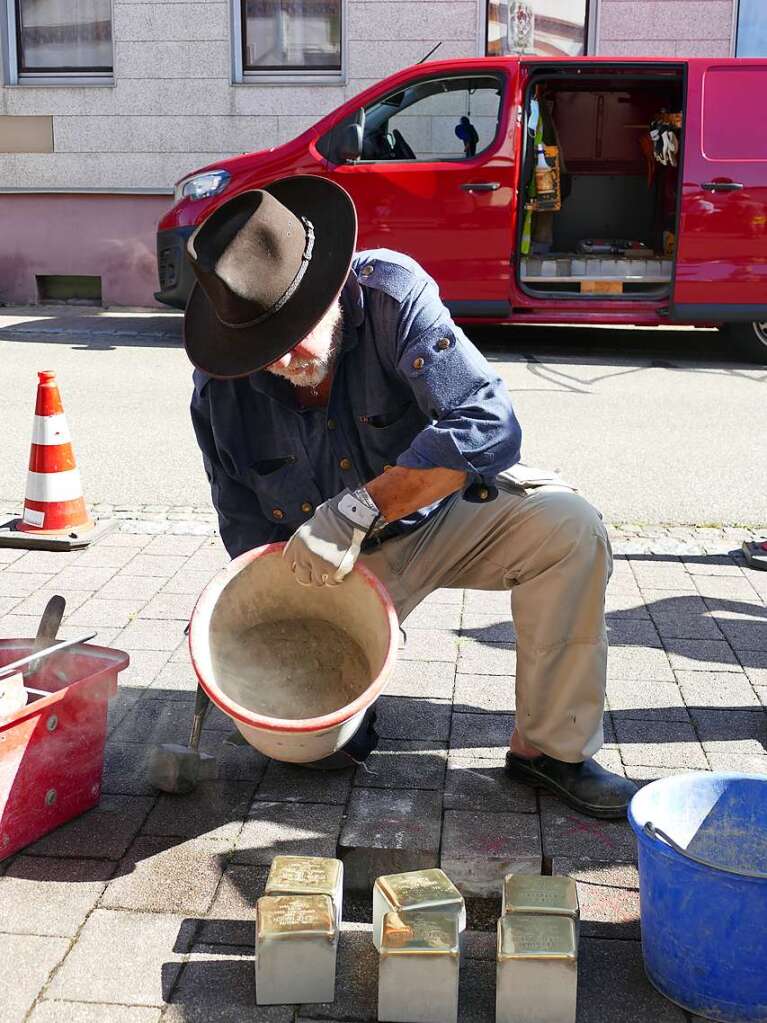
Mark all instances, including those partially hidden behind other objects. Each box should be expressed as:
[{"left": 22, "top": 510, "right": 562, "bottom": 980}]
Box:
[{"left": 596, "top": 0, "right": 735, "bottom": 58}]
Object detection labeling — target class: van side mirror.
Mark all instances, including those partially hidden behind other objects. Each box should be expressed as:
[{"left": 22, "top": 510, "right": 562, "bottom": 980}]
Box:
[{"left": 340, "top": 123, "right": 363, "bottom": 163}]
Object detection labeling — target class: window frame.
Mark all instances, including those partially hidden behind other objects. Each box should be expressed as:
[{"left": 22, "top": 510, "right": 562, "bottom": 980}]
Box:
[
  {"left": 734, "top": 0, "right": 767, "bottom": 57},
  {"left": 484, "top": 0, "right": 596, "bottom": 58},
  {"left": 233, "top": 0, "right": 347, "bottom": 86},
  {"left": 3, "top": 0, "right": 114, "bottom": 85}
]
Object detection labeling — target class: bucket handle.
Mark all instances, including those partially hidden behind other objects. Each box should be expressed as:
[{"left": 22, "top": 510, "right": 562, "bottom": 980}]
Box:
[{"left": 644, "top": 821, "right": 767, "bottom": 881}]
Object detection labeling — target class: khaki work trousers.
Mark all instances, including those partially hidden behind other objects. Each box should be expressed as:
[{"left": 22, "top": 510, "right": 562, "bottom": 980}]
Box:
[{"left": 359, "top": 473, "right": 613, "bottom": 763}]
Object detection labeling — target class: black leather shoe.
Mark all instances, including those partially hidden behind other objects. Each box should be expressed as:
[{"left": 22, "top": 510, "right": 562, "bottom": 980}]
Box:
[{"left": 505, "top": 751, "right": 638, "bottom": 819}]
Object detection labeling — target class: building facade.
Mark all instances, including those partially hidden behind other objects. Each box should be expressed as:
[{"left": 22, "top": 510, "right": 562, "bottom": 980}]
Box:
[{"left": 0, "top": 0, "right": 762, "bottom": 306}]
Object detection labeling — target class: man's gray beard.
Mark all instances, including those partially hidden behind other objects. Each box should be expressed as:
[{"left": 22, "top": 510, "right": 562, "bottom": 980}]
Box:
[{"left": 269, "top": 307, "right": 344, "bottom": 389}]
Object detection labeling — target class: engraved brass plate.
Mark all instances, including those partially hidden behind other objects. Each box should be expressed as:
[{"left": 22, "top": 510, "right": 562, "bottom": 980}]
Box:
[
  {"left": 377, "top": 869, "right": 463, "bottom": 913},
  {"left": 381, "top": 910, "right": 460, "bottom": 956},
  {"left": 266, "top": 856, "right": 342, "bottom": 898},
  {"left": 502, "top": 875, "right": 579, "bottom": 918},
  {"left": 497, "top": 914, "right": 577, "bottom": 961},
  {"left": 257, "top": 895, "right": 335, "bottom": 941}
]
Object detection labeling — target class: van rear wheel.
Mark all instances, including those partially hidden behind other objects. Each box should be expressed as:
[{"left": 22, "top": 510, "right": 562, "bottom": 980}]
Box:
[{"left": 721, "top": 322, "right": 767, "bottom": 364}]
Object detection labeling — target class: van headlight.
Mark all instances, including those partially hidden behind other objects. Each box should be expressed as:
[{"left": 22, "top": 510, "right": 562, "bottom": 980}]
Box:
[{"left": 174, "top": 170, "right": 231, "bottom": 203}]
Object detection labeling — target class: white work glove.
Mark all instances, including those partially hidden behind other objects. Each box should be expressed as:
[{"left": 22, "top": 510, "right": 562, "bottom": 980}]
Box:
[{"left": 284, "top": 487, "right": 381, "bottom": 587}]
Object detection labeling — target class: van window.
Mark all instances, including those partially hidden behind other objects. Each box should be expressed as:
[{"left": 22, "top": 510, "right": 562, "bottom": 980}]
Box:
[
  {"left": 320, "top": 74, "right": 504, "bottom": 164},
  {"left": 702, "top": 66, "right": 767, "bottom": 160}
]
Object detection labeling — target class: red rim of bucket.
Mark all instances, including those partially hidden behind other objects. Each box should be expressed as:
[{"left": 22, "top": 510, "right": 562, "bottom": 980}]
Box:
[{"left": 188, "top": 542, "right": 399, "bottom": 733}]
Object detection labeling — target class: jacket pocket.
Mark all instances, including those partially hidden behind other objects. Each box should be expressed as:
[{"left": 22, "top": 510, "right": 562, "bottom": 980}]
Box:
[
  {"left": 356, "top": 401, "right": 429, "bottom": 471},
  {"left": 245, "top": 451, "right": 323, "bottom": 531}
]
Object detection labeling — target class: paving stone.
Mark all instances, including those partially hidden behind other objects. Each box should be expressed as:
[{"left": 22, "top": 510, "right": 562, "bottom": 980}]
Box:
[
  {"left": 640, "top": 590, "right": 708, "bottom": 615},
  {"left": 384, "top": 659, "right": 455, "bottom": 699},
  {"left": 107, "top": 686, "right": 144, "bottom": 735},
  {"left": 682, "top": 555, "right": 743, "bottom": 576},
  {"left": 99, "top": 574, "right": 166, "bottom": 601},
  {"left": 12, "top": 588, "right": 91, "bottom": 617},
  {"left": 417, "top": 587, "right": 464, "bottom": 607},
  {"left": 705, "top": 751, "right": 767, "bottom": 774},
  {"left": 101, "top": 531, "right": 152, "bottom": 548},
  {"left": 577, "top": 937, "right": 687, "bottom": 1023},
  {"left": 101, "top": 835, "right": 231, "bottom": 914},
  {"left": 235, "top": 801, "right": 344, "bottom": 865},
  {"left": 117, "top": 554, "right": 188, "bottom": 578},
  {"left": 118, "top": 648, "right": 172, "bottom": 689},
  {"left": 161, "top": 570, "right": 219, "bottom": 595},
  {"left": 75, "top": 546, "right": 143, "bottom": 570},
  {"left": 300, "top": 923, "right": 378, "bottom": 1021},
  {"left": 403, "top": 602, "right": 461, "bottom": 630},
  {"left": 144, "top": 780, "right": 254, "bottom": 841},
  {"left": 102, "top": 742, "right": 158, "bottom": 796},
  {"left": 338, "top": 787, "right": 442, "bottom": 891},
  {"left": 0, "top": 572, "right": 55, "bottom": 598},
  {"left": 462, "top": 589, "right": 510, "bottom": 614},
  {"left": 0, "top": 612, "right": 50, "bottom": 638},
  {"left": 607, "top": 645, "right": 675, "bottom": 681},
  {"left": 165, "top": 948, "right": 294, "bottom": 1022},
  {"left": 649, "top": 612, "right": 724, "bottom": 640},
  {"left": 0, "top": 856, "right": 112, "bottom": 936},
  {"left": 460, "top": 613, "right": 516, "bottom": 644},
  {"left": 399, "top": 628, "right": 458, "bottom": 662},
  {"left": 716, "top": 618, "right": 767, "bottom": 651},
  {"left": 624, "top": 764, "right": 696, "bottom": 782},
  {"left": 11, "top": 550, "right": 81, "bottom": 573},
  {"left": 197, "top": 730, "right": 270, "bottom": 783},
  {"left": 113, "top": 618, "right": 182, "bottom": 651},
  {"left": 138, "top": 590, "right": 197, "bottom": 621},
  {"left": 450, "top": 711, "right": 515, "bottom": 758},
  {"left": 0, "top": 547, "right": 24, "bottom": 564},
  {"left": 593, "top": 744, "right": 626, "bottom": 776},
  {"left": 111, "top": 695, "right": 199, "bottom": 746},
  {"left": 453, "top": 672, "right": 515, "bottom": 713},
  {"left": 606, "top": 679, "right": 688, "bottom": 721},
  {"left": 458, "top": 639, "right": 516, "bottom": 676},
  {"left": 677, "top": 671, "right": 761, "bottom": 709},
  {"left": 143, "top": 534, "right": 206, "bottom": 557},
  {"left": 48, "top": 566, "right": 116, "bottom": 591},
  {"left": 441, "top": 809, "right": 541, "bottom": 898},
  {"left": 198, "top": 863, "right": 270, "bottom": 946},
  {"left": 743, "top": 651, "right": 767, "bottom": 687},
  {"left": 148, "top": 659, "right": 198, "bottom": 694},
  {"left": 353, "top": 740, "right": 447, "bottom": 790},
  {"left": 551, "top": 858, "right": 640, "bottom": 939},
  {"left": 0, "top": 933, "right": 71, "bottom": 1023},
  {"left": 66, "top": 598, "right": 141, "bottom": 628},
  {"left": 0, "top": 594, "right": 20, "bottom": 615},
  {"left": 254, "top": 759, "right": 354, "bottom": 804},
  {"left": 689, "top": 708, "right": 767, "bottom": 745},
  {"left": 605, "top": 591, "right": 649, "bottom": 618},
  {"left": 29, "top": 1003, "right": 162, "bottom": 1023},
  {"left": 46, "top": 909, "right": 188, "bottom": 1006},
  {"left": 606, "top": 619, "right": 662, "bottom": 647},
  {"left": 375, "top": 695, "right": 452, "bottom": 740},
  {"left": 614, "top": 719, "right": 708, "bottom": 769},
  {"left": 664, "top": 638, "right": 741, "bottom": 672},
  {"left": 27, "top": 794, "right": 154, "bottom": 859},
  {"left": 444, "top": 755, "right": 536, "bottom": 813},
  {"left": 694, "top": 574, "right": 762, "bottom": 602},
  {"left": 630, "top": 560, "right": 697, "bottom": 591},
  {"left": 539, "top": 796, "right": 637, "bottom": 861}
]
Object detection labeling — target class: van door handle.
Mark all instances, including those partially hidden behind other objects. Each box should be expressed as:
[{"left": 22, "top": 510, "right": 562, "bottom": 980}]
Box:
[
  {"left": 701, "top": 181, "right": 743, "bottom": 192},
  {"left": 461, "top": 182, "right": 501, "bottom": 192}
]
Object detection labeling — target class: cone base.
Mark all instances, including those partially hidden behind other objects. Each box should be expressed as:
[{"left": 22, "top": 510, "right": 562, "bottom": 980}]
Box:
[{"left": 0, "top": 517, "right": 117, "bottom": 551}]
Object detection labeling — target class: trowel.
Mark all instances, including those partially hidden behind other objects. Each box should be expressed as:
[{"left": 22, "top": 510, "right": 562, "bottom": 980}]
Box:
[{"left": 0, "top": 596, "right": 65, "bottom": 716}]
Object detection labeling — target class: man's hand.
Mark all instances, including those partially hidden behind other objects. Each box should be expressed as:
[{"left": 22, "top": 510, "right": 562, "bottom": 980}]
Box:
[{"left": 284, "top": 488, "right": 380, "bottom": 586}]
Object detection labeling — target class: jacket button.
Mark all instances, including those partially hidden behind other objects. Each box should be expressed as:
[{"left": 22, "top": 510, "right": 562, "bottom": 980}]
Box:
[
  {"left": 359, "top": 415, "right": 369, "bottom": 424},
  {"left": 301, "top": 502, "right": 313, "bottom": 514},
  {"left": 327, "top": 418, "right": 336, "bottom": 430},
  {"left": 383, "top": 464, "right": 393, "bottom": 472},
  {"left": 412, "top": 357, "right": 425, "bottom": 370},
  {"left": 437, "top": 337, "right": 451, "bottom": 351},
  {"left": 479, "top": 487, "right": 489, "bottom": 500},
  {"left": 339, "top": 457, "right": 352, "bottom": 471},
  {"left": 272, "top": 508, "right": 285, "bottom": 520},
  {"left": 361, "top": 264, "right": 374, "bottom": 277}
]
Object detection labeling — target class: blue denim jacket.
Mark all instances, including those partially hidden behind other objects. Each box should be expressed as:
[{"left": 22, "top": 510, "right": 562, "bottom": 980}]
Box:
[{"left": 191, "top": 249, "right": 522, "bottom": 558}]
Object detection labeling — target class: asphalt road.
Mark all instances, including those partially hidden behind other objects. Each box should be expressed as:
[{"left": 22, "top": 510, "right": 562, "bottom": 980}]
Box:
[{"left": 1, "top": 307, "right": 765, "bottom": 525}]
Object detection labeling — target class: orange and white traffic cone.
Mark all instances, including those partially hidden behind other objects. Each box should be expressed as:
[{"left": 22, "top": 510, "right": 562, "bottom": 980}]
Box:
[{"left": 0, "top": 371, "right": 114, "bottom": 551}]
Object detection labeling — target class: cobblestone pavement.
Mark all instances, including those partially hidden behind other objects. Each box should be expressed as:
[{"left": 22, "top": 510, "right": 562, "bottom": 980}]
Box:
[{"left": 0, "top": 516, "right": 765, "bottom": 1022}]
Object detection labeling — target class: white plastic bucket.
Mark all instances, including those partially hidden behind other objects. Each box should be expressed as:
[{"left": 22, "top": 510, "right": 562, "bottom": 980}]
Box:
[{"left": 189, "top": 543, "right": 398, "bottom": 762}]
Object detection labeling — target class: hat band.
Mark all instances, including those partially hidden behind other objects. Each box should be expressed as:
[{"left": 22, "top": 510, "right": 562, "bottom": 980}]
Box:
[{"left": 217, "top": 217, "right": 316, "bottom": 330}]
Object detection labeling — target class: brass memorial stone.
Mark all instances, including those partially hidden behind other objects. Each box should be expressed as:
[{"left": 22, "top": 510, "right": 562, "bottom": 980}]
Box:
[{"left": 255, "top": 894, "right": 338, "bottom": 1005}]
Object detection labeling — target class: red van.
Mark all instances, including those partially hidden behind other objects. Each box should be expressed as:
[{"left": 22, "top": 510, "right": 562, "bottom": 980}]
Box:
[{"left": 156, "top": 56, "right": 767, "bottom": 363}]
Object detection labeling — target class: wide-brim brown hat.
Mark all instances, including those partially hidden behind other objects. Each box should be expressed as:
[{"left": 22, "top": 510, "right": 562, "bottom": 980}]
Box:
[{"left": 183, "top": 175, "right": 357, "bottom": 379}]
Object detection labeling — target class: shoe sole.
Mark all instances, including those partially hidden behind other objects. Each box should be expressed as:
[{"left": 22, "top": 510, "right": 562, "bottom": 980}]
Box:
[{"left": 505, "top": 760, "right": 629, "bottom": 820}]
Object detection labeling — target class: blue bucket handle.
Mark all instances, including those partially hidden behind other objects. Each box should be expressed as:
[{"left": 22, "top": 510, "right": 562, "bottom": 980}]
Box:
[{"left": 644, "top": 821, "right": 767, "bottom": 881}]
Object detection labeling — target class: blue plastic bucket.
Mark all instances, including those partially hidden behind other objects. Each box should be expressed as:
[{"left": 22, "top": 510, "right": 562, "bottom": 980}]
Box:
[{"left": 629, "top": 773, "right": 767, "bottom": 1023}]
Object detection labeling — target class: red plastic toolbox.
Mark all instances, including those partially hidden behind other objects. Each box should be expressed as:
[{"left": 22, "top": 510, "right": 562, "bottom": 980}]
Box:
[{"left": 0, "top": 639, "right": 129, "bottom": 861}]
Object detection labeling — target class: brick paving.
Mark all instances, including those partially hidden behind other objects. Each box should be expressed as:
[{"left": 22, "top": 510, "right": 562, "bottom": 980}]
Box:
[{"left": 0, "top": 517, "right": 765, "bottom": 1022}]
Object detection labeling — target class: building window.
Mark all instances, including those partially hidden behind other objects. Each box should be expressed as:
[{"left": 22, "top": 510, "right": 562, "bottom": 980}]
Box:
[
  {"left": 486, "top": 0, "right": 591, "bottom": 57},
  {"left": 736, "top": 0, "right": 767, "bottom": 56},
  {"left": 241, "top": 0, "right": 341, "bottom": 73},
  {"left": 15, "top": 0, "right": 113, "bottom": 74}
]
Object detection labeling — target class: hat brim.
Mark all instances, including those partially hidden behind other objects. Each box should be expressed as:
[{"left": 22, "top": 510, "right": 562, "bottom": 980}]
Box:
[{"left": 183, "top": 175, "right": 357, "bottom": 379}]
